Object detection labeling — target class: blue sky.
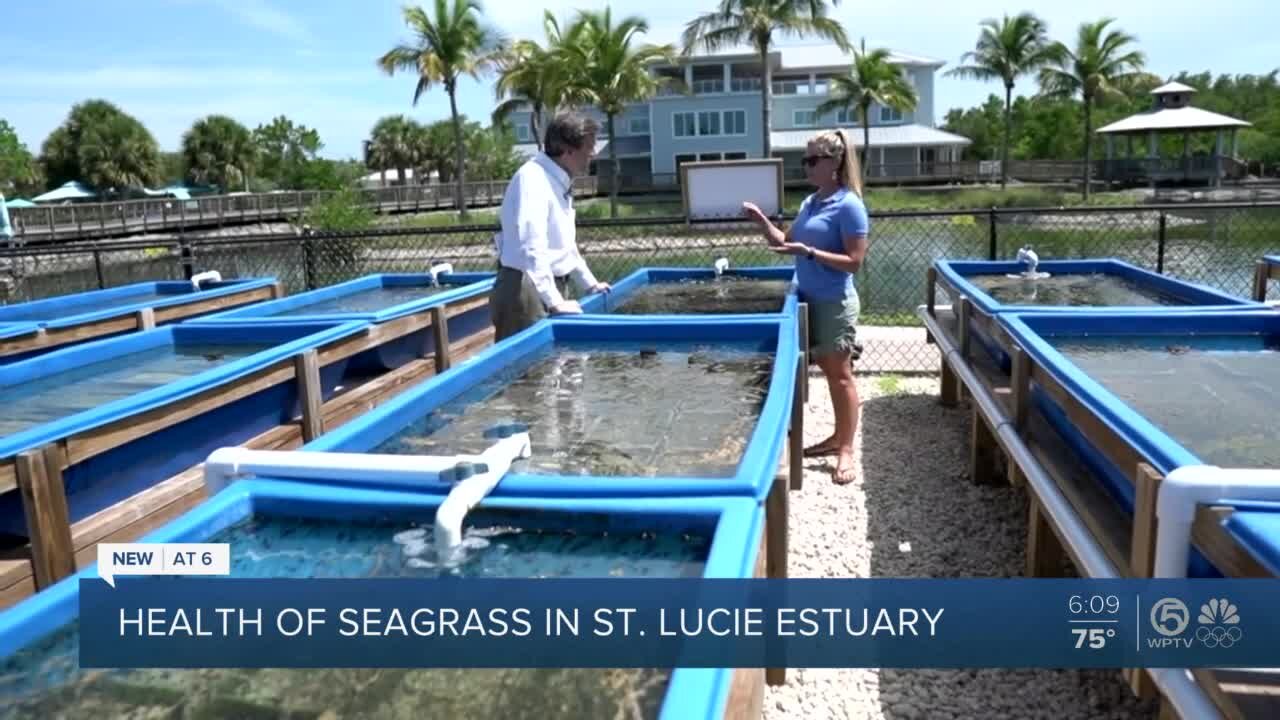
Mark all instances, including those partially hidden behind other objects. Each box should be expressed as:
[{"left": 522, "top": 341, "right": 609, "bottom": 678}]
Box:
[{"left": 1, "top": 0, "right": 1275, "bottom": 161}]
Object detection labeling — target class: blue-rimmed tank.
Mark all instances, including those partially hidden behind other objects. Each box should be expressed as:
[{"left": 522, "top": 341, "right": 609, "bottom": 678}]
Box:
[
  {"left": 296, "top": 316, "right": 799, "bottom": 501},
  {"left": 0, "top": 277, "right": 281, "bottom": 363},
  {"left": 997, "top": 309, "right": 1280, "bottom": 579},
  {"left": 580, "top": 265, "right": 799, "bottom": 319},
  {"left": 0, "top": 320, "right": 369, "bottom": 568},
  {"left": 194, "top": 271, "right": 495, "bottom": 374},
  {"left": 926, "top": 256, "right": 1265, "bottom": 376},
  {"left": 0, "top": 478, "right": 766, "bottom": 720}
]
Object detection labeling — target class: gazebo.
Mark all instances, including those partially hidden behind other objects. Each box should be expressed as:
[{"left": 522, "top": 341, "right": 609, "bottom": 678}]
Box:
[{"left": 1095, "top": 82, "right": 1252, "bottom": 187}]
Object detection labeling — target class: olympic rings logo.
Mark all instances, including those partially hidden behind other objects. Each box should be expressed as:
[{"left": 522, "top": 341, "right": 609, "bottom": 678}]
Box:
[{"left": 1196, "top": 625, "right": 1243, "bottom": 649}]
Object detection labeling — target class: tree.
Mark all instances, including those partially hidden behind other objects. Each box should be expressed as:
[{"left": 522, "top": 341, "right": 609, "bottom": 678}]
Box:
[
  {"left": 946, "top": 13, "right": 1058, "bottom": 188},
  {"left": 464, "top": 119, "right": 523, "bottom": 180},
  {"left": 559, "top": 8, "right": 679, "bottom": 217},
  {"left": 492, "top": 11, "right": 575, "bottom": 151},
  {"left": 181, "top": 115, "right": 257, "bottom": 191},
  {"left": 1039, "top": 18, "right": 1152, "bottom": 199},
  {"left": 816, "top": 38, "right": 918, "bottom": 183},
  {"left": 378, "top": 0, "right": 506, "bottom": 218},
  {"left": 683, "top": 0, "right": 850, "bottom": 159},
  {"left": 253, "top": 115, "right": 323, "bottom": 189},
  {"left": 0, "top": 120, "right": 42, "bottom": 196},
  {"left": 366, "top": 115, "right": 421, "bottom": 186},
  {"left": 39, "top": 100, "right": 162, "bottom": 195}
]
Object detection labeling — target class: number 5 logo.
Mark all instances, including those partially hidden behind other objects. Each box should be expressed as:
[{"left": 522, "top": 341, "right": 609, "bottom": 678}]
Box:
[{"left": 1151, "top": 598, "right": 1190, "bottom": 637}]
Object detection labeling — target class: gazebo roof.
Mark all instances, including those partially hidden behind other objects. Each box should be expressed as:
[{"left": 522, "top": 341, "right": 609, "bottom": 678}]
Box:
[
  {"left": 1096, "top": 105, "right": 1252, "bottom": 135},
  {"left": 1151, "top": 81, "right": 1197, "bottom": 95}
]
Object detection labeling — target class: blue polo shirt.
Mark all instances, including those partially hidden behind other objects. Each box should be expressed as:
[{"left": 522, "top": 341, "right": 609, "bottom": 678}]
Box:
[{"left": 790, "top": 188, "right": 869, "bottom": 302}]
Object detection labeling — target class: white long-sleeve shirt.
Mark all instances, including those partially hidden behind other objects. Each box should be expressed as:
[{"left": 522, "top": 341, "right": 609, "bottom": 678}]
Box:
[{"left": 496, "top": 153, "right": 599, "bottom": 309}]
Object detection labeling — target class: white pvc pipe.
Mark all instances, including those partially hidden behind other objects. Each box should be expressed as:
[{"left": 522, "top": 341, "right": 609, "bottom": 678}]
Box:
[
  {"left": 1016, "top": 246, "right": 1038, "bottom": 271},
  {"left": 429, "top": 263, "right": 454, "bottom": 285},
  {"left": 1154, "top": 465, "right": 1280, "bottom": 578},
  {"left": 191, "top": 270, "right": 222, "bottom": 289},
  {"left": 203, "top": 427, "right": 528, "bottom": 496},
  {"left": 434, "top": 431, "right": 532, "bottom": 556}
]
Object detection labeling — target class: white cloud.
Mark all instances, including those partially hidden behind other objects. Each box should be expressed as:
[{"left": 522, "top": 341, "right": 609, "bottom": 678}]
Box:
[
  {"left": 156, "top": 0, "right": 307, "bottom": 43},
  {"left": 211, "top": 0, "right": 310, "bottom": 43}
]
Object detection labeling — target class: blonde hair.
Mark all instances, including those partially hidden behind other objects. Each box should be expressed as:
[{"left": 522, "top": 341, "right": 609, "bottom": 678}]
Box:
[{"left": 810, "top": 128, "right": 863, "bottom": 197}]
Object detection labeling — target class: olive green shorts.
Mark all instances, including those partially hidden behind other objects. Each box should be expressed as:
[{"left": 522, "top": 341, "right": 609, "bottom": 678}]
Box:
[
  {"left": 806, "top": 289, "right": 862, "bottom": 360},
  {"left": 490, "top": 265, "right": 571, "bottom": 342}
]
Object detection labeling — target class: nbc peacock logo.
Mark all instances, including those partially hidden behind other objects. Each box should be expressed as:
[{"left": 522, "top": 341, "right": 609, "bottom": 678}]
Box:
[{"left": 1194, "top": 598, "right": 1242, "bottom": 649}]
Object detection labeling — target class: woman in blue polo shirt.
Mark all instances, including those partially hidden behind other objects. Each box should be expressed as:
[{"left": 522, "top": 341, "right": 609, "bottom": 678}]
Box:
[{"left": 743, "top": 128, "right": 869, "bottom": 485}]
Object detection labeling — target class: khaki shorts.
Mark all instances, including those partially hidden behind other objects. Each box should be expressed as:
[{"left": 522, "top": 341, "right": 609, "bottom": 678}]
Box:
[{"left": 806, "top": 289, "right": 862, "bottom": 360}]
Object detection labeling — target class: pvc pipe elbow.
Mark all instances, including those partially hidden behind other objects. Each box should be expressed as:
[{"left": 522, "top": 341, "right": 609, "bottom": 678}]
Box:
[
  {"left": 191, "top": 270, "right": 222, "bottom": 289},
  {"left": 429, "top": 263, "right": 454, "bottom": 284},
  {"left": 1158, "top": 465, "right": 1280, "bottom": 525},
  {"left": 204, "top": 446, "right": 254, "bottom": 494}
]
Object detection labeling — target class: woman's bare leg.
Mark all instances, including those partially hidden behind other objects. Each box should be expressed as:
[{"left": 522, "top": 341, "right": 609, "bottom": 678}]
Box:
[{"left": 815, "top": 351, "right": 859, "bottom": 484}]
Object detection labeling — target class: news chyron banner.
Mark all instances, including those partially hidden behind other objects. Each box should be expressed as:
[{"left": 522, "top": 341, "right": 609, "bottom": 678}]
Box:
[{"left": 76, "top": 547, "right": 1280, "bottom": 670}]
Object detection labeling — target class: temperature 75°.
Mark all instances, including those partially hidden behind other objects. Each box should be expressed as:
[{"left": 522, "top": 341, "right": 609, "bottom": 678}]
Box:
[{"left": 1072, "top": 628, "right": 1116, "bottom": 649}]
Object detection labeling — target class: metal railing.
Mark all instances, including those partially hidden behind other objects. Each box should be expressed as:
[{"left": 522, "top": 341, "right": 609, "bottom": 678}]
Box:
[
  {"left": 2, "top": 202, "right": 1276, "bottom": 373},
  {"left": 4, "top": 177, "right": 600, "bottom": 243}
]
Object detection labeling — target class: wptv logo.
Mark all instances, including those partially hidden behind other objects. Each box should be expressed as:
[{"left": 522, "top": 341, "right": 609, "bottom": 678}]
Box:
[{"left": 1148, "top": 597, "right": 1242, "bottom": 650}]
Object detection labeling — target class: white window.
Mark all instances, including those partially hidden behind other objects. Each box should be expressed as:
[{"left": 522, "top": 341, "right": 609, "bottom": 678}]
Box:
[
  {"left": 880, "top": 106, "right": 903, "bottom": 123},
  {"left": 629, "top": 116, "right": 650, "bottom": 134},
  {"left": 724, "top": 110, "right": 747, "bottom": 136},
  {"left": 698, "top": 111, "right": 721, "bottom": 136},
  {"left": 515, "top": 123, "right": 531, "bottom": 142},
  {"left": 673, "top": 112, "right": 696, "bottom": 137},
  {"left": 836, "top": 108, "right": 852, "bottom": 124},
  {"left": 794, "top": 110, "right": 817, "bottom": 127}
]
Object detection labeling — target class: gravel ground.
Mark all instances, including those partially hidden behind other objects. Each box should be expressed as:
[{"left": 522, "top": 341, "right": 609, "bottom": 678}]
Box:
[{"left": 764, "top": 374, "right": 1161, "bottom": 720}]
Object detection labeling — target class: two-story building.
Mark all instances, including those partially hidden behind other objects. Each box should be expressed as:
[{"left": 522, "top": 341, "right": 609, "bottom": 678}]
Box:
[{"left": 510, "top": 42, "right": 970, "bottom": 185}]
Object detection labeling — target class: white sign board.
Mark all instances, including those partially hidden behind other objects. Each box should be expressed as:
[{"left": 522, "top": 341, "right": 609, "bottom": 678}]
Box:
[{"left": 681, "top": 159, "right": 784, "bottom": 220}]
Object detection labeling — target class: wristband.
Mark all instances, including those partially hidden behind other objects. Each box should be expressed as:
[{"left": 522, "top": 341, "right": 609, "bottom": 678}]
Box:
[{"left": 806, "top": 246, "right": 816, "bottom": 260}]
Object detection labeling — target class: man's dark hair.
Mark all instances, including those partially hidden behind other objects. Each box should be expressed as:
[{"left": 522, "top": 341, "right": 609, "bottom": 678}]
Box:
[{"left": 544, "top": 112, "right": 600, "bottom": 157}]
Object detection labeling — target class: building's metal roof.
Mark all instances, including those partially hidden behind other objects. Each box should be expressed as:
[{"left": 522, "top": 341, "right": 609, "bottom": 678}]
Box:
[
  {"left": 676, "top": 43, "right": 944, "bottom": 70},
  {"left": 772, "top": 124, "right": 971, "bottom": 150},
  {"left": 1151, "top": 81, "right": 1197, "bottom": 95},
  {"left": 1096, "top": 106, "right": 1252, "bottom": 134}
]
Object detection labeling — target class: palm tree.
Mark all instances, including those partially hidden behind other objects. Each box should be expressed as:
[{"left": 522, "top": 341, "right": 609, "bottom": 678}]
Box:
[
  {"left": 1038, "top": 18, "right": 1150, "bottom": 199},
  {"left": 557, "top": 9, "right": 679, "bottom": 217},
  {"left": 816, "top": 38, "right": 918, "bottom": 184},
  {"left": 366, "top": 115, "right": 421, "bottom": 186},
  {"left": 39, "top": 100, "right": 162, "bottom": 194},
  {"left": 946, "top": 13, "right": 1057, "bottom": 189},
  {"left": 683, "top": 0, "right": 850, "bottom": 159},
  {"left": 378, "top": 0, "right": 506, "bottom": 217},
  {"left": 181, "top": 115, "right": 257, "bottom": 192},
  {"left": 492, "top": 11, "right": 575, "bottom": 152}
]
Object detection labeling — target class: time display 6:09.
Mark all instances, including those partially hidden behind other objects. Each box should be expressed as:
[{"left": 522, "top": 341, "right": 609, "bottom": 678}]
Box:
[{"left": 1069, "top": 595, "right": 1120, "bottom": 615}]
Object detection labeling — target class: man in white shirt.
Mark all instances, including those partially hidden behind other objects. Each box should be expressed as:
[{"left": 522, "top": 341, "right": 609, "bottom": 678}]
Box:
[{"left": 491, "top": 112, "right": 610, "bottom": 341}]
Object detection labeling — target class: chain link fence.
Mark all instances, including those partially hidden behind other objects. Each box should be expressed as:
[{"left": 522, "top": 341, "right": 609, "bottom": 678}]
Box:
[{"left": 2, "top": 203, "right": 1277, "bottom": 373}]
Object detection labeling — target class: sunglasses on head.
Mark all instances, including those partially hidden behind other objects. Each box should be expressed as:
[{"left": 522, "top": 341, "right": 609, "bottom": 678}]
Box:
[{"left": 802, "top": 154, "right": 833, "bottom": 167}]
